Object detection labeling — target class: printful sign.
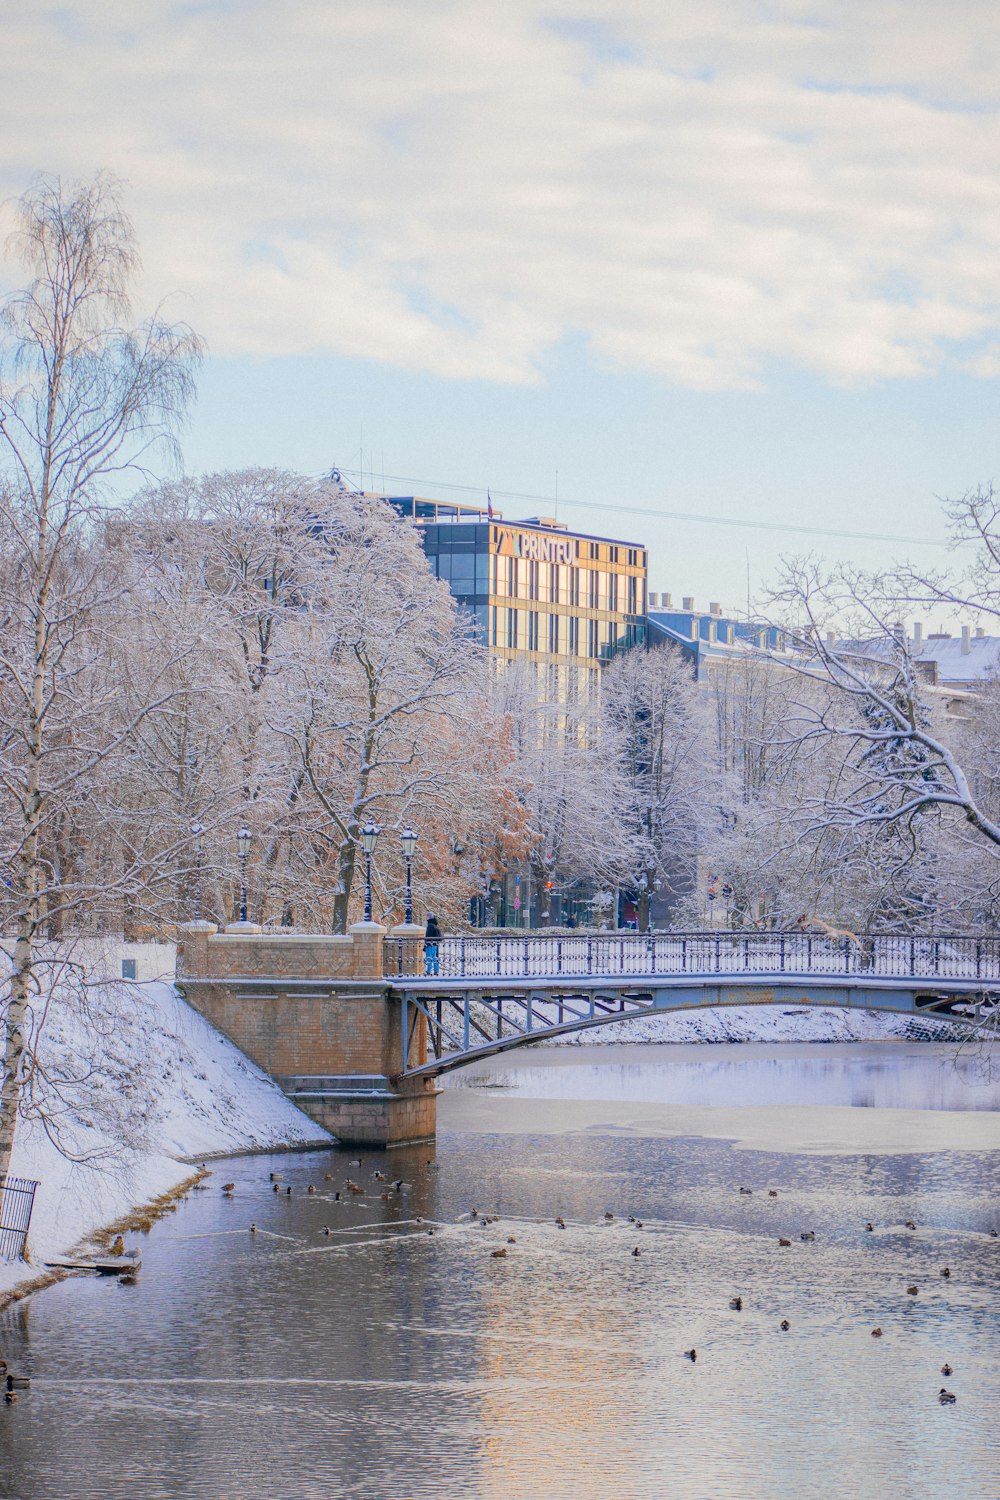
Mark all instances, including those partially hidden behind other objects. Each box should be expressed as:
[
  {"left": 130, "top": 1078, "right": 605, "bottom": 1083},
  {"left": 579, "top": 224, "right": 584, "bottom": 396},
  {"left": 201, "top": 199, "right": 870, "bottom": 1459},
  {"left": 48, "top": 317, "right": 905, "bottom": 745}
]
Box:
[{"left": 497, "top": 528, "right": 575, "bottom": 564}]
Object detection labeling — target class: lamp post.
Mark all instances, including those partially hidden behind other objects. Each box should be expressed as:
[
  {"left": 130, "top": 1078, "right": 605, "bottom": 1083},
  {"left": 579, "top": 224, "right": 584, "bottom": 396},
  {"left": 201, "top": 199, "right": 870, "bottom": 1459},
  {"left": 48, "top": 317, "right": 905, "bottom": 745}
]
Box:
[
  {"left": 237, "top": 825, "right": 251, "bottom": 923},
  {"left": 401, "top": 826, "right": 417, "bottom": 925},
  {"left": 191, "top": 820, "right": 204, "bottom": 921},
  {"left": 361, "top": 821, "right": 380, "bottom": 923}
]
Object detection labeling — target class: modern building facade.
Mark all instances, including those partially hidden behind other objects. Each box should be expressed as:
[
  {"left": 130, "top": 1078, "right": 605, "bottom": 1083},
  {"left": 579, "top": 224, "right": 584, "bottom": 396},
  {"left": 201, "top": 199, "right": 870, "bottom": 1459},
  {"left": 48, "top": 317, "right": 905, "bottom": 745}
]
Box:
[{"left": 383, "top": 496, "right": 648, "bottom": 700}]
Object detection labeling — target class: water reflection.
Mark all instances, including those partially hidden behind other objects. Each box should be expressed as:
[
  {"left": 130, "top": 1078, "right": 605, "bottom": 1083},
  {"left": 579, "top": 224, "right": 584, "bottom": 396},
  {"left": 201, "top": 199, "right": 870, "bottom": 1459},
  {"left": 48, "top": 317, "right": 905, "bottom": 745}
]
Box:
[{"left": 0, "top": 1044, "right": 997, "bottom": 1499}]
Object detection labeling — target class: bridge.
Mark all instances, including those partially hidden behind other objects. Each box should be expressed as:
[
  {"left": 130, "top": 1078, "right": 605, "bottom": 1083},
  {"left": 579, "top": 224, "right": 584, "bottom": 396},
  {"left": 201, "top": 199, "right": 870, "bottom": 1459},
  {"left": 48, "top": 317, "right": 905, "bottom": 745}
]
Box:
[{"left": 177, "top": 924, "right": 997, "bottom": 1148}]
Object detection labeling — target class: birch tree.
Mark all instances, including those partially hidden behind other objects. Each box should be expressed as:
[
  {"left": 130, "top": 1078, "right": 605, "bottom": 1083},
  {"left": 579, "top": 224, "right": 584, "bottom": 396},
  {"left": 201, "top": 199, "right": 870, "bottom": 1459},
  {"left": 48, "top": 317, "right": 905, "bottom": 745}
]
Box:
[{"left": 0, "top": 172, "right": 201, "bottom": 1177}]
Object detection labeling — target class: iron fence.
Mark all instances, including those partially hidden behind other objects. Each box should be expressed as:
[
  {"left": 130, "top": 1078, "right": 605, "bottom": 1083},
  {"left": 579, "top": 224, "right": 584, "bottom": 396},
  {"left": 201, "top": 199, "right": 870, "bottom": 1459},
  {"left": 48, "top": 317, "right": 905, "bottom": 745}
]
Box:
[
  {"left": 0, "top": 1175, "right": 37, "bottom": 1262},
  {"left": 385, "top": 931, "right": 1000, "bottom": 984}
]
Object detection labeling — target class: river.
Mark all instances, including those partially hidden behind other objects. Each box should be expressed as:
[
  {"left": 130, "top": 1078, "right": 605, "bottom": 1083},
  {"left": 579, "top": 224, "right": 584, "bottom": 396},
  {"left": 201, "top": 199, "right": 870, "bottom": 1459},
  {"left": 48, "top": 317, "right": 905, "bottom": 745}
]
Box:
[{"left": 1, "top": 1041, "right": 999, "bottom": 1499}]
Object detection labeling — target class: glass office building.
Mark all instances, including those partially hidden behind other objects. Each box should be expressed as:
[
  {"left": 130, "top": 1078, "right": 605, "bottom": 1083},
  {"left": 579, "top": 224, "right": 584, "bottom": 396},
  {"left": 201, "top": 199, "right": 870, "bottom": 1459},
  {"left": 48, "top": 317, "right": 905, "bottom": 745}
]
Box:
[{"left": 385, "top": 497, "right": 648, "bottom": 698}]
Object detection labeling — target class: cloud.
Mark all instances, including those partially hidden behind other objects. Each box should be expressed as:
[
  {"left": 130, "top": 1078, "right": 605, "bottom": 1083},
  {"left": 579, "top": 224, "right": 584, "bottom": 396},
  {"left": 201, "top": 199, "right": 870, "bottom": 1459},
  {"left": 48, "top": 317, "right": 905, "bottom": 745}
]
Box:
[{"left": 1, "top": 0, "right": 999, "bottom": 389}]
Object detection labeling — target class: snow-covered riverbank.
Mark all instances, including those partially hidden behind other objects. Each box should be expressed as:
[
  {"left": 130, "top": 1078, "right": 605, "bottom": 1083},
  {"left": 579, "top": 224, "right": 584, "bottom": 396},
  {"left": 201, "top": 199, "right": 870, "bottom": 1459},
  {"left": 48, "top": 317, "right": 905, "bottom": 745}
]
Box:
[
  {"left": 1, "top": 980, "right": 330, "bottom": 1301},
  {"left": 539, "top": 1003, "right": 951, "bottom": 1045}
]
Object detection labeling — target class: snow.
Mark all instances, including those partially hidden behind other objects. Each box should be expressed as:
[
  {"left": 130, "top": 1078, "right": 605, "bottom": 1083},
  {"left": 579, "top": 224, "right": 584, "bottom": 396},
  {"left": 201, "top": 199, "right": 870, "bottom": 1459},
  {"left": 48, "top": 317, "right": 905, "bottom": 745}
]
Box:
[
  {"left": 538, "top": 1003, "right": 950, "bottom": 1046},
  {"left": 1, "top": 980, "right": 330, "bottom": 1300}
]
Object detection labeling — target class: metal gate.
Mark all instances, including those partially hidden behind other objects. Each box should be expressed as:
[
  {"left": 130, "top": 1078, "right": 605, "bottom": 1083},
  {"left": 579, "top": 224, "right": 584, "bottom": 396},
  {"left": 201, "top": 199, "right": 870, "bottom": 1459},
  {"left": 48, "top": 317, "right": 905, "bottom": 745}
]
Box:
[{"left": 0, "top": 1175, "right": 38, "bottom": 1262}]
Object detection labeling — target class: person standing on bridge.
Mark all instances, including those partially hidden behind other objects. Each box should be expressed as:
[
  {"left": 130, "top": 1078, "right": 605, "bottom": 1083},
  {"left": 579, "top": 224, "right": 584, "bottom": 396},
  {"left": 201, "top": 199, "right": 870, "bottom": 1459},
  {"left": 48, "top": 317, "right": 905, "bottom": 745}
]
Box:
[{"left": 424, "top": 914, "right": 441, "bottom": 976}]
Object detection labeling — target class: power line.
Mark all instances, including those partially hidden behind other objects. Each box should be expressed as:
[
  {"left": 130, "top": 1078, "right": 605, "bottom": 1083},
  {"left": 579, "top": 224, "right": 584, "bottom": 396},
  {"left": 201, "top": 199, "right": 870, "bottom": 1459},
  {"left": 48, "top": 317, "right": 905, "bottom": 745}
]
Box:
[{"left": 333, "top": 465, "right": 945, "bottom": 547}]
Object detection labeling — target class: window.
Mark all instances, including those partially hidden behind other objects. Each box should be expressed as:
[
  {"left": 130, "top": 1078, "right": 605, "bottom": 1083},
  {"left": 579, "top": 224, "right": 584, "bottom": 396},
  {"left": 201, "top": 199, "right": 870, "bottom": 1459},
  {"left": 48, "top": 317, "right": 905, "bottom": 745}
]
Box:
[
  {"left": 589, "top": 542, "right": 599, "bottom": 560},
  {"left": 507, "top": 608, "right": 517, "bottom": 648},
  {"left": 549, "top": 563, "right": 560, "bottom": 603},
  {"left": 548, "top": 613, "right": 559, "bottom": 654},
  {"left": 608, "top": 573, "right": 618, "bottom": 613},
  {"left": 121, "top": 958, "right": 137, "bottom": 981},
  {"left": 568, "top": 615, "right": 579, "bottom": 656},
  {"left": 587, "top": 618, "right": 599, "bottom": 658},
  {"left": 528, "top": 611, "right": 539, "bottom": 650},
  {"left": 610, "top": 546, "right": 619, "bottom": 563},
  {"left": 491, "top": 605, "right": 498, "bottom": 645},
  {"left": 627, "top": 576, "right": 637, "bottom": 614},
  {"left": 569, "top": 567, "right": 580, "bottom": 605},
  {"left": 588, "top": 571, "right": 599, "bottom": 609},
  {"left": 527, "top": 560, "right": 539, "bottom": 600}
]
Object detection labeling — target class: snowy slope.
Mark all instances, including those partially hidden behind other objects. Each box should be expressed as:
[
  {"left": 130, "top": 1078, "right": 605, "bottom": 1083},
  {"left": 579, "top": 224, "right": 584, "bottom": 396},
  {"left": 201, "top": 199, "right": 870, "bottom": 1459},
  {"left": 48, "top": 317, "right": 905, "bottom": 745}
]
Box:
[
  {"left": 1, "top": 981, "right": 330, "bottom": 1297},
  {"left": 539, "top": 1004, "right": 950, "bottom": 1045}
]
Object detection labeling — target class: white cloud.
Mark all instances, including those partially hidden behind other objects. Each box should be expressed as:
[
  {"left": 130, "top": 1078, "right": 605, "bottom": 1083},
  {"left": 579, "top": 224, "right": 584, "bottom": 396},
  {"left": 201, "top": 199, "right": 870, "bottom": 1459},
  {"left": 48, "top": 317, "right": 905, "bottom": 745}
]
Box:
[{"left": 2, "top": 0, "right": 1000, "bottom": 389}]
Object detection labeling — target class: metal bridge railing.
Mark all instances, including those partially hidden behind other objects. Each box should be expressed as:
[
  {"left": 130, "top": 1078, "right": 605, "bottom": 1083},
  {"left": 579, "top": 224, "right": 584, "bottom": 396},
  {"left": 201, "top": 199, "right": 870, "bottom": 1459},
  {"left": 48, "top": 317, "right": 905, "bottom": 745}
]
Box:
[{"left": 384, "top": 931, "right": 1000, "bottom": 984}]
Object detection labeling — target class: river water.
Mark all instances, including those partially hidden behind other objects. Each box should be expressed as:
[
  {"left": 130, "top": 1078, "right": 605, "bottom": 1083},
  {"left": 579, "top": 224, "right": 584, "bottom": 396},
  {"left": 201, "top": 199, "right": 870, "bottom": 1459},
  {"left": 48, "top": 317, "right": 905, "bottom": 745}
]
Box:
[{"left": 2, "top": 1042, "right": 1000, "bottom": 1500}]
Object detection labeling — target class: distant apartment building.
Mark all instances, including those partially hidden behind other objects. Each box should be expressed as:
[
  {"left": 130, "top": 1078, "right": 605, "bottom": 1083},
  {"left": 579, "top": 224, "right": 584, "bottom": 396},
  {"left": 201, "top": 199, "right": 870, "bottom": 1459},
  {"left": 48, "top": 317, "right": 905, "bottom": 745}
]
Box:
[
  {"left": 382, "top": 495, "right": 648, "bottom": 700},
  {"left": 646, "top": 593, "right": 789, "bottom": 684}
]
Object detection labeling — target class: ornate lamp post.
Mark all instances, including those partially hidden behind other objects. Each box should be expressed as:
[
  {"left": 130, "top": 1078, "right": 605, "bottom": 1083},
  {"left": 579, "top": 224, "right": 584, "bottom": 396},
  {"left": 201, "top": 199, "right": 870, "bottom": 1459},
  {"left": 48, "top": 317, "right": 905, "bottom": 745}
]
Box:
[
  {"left": 237, "top": 825, "right": 251, "bottom": 923},
  {"left": 191, "top": 820, "right": 204, "bottom": 921},
  {"left": 401, "top": 826, "right": 417, "bottom": 925},
  {"left": 361, "top": 821, "right": 380, "bottom": 923}
]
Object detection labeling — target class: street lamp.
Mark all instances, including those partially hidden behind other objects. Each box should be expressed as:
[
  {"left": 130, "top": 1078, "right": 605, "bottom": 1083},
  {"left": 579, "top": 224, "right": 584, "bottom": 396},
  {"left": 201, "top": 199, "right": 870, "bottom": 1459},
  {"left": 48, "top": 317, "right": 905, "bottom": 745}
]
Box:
[
  {"left": 237, "top": 825, "right": 252, "bottom": 923},
  {"left": 191, "top": 820, "right": 204, "bottom": 921},
  {"left": 401, "top": 826, "right": 418, "bottom": 925},
  {"left": 361, "top": 821, "right": 380, "bottom": 923}
]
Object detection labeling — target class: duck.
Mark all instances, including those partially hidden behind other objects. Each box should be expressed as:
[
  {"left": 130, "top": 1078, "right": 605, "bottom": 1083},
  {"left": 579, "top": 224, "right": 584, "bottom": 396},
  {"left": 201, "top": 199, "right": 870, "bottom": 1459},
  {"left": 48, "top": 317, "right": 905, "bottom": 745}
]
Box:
[
  {"left": 349, "top": 1158, "right": 363, "bottom": 1167},
  {"left": 269, "top": 1172, "right": 282, "bottom": 1182},
  {"left": 324, "top": 1173, "right": 334, "bottom": 1182},
  {"left": 778, "top": 1237, "right": 792, "bottom": 1247},
  {"left": 333, "top": 1191, "right": 342, "bottom": 1202},
  {"left": 800, "top": 1231, "right": 815, "bottom": 1242},
  {"left": 322, "top": 1226, "right": 331, "bottom": 1236},
  {"left": 109, "top": 1235, "right": 125, "bottom": 1256},
  {"left": 249, "top": 1223, "right": 257, "bottom": 1235},
  {"left": 729, "top": 1296, "right": 743, "bottom": 1311},
  {"left": 307, "top": 1185, "right": 316, "bottom": 1195},
  {"left": 871, "top": 1328, "right": 883, "bottom": 1338},
  {"left": 507, "top": 1236, "right": 517, "bottom": 1244},
  {"left": 416, "top": 1216, "right": 424, "bottom": 1224},
  {"left": 768, "top": 1190, "right": 778, "bottom": 1198},
  {"left": 779, "top": 1320, "right": 790, "bottom": 1331},
  {"left": 904, "top": 1220, "right": 916, "bottom": 1231},
  {"left": 4, "top": 1392, "right": 15, "bottom": 1406},
  {"left": 604, "top": 1212, "right": 614, "bottom": 1221},
  {"left": 941, "top": 1363, "right": 953, "bottom": 1376},
  {"left": 739, "top": 1187, "right": 753, "bottom": 1196},
  {"left": 347, "top": 1182, "right": 364, "bottom": 1196},
  {"left": 938, "top": 1388, "right": 957, "bottom": 1404},
  {"left": 272, "top": 1183, "right": 280, "bottom": 1194},
  {"left": 906, "top": 1285, "right": 919, "bottom": 1296},
  {"left": 555, "top": 1217, "right": 566, "bottom": 1229},
  {"left": 285, "top": 1186, "right": 293, "bottom": 1196},
  {"left": 491, "top": 1248, "right": 507, "bottom": 1259},
  {"left": 373, "top": 1171, "right": 387, "bottom": 1182},
  {"left": 631, "top": 1246, "right": 642, "bottom": 1257},
  {"left": 118, "top": 1272, "right": 138, "bottom": 1286},
  {"left": 865, "top": 1222, "right": 874, "bottom": 1232},
  {"left": 683, "top": 1349, "right": 697, "bottom": 1362},
  {"left": 940, "top": 1267, "right": 951, "bottom": 1278},
  {"left": 394, "top": 1180, "right": 404, "bottom": 1192},
  {"left": 380, "top": 1191, "right": 391, "bottom": 1201},
  {"left": 992, "top": 1229, "right": 998, "bottom": 1238},
  {"left": 427, "top": 1228, "right": 435, "bottom": 1236},
  {"left": 635, "top": 1220, "right": 644, "bottom": 1230},
  {"left": 221, "top": 1184, "right": 235, "bottom": 1195}
]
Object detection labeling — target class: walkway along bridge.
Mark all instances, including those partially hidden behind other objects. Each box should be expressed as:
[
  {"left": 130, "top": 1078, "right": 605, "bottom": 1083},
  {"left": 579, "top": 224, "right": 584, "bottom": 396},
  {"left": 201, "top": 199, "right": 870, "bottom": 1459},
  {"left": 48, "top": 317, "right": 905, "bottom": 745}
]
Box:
[{"left": 177, "top": 924, "right": 998, "bottom": 1148}]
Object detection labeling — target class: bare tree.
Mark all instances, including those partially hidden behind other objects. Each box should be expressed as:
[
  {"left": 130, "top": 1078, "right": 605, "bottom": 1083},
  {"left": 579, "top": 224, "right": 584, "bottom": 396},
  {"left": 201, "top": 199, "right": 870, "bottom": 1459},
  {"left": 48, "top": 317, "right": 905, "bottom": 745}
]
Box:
[{"left": 0, "top": 172, "right": 202, "bottom": 1177}]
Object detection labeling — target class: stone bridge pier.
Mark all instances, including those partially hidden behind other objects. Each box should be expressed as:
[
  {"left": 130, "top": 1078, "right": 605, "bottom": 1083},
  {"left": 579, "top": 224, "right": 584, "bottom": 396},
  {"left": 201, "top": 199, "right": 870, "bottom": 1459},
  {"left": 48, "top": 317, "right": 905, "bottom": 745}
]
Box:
[{"left": 176, "top": 921, "right": 437, "bottom": 1147}]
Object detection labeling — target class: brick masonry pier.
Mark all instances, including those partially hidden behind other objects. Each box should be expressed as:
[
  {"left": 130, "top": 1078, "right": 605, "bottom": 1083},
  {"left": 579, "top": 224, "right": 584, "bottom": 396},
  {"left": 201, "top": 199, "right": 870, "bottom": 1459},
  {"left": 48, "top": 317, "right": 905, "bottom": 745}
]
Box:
[{"left": 176, "top": 921, "right": 438, "bottom": 1147}]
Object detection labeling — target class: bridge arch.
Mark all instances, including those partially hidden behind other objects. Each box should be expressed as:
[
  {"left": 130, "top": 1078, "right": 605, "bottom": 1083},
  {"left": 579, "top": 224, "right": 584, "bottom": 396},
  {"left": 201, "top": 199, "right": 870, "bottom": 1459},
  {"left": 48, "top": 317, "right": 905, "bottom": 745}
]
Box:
[{"left": 396, "top": 973, "right": 977, "bottom": 1079}]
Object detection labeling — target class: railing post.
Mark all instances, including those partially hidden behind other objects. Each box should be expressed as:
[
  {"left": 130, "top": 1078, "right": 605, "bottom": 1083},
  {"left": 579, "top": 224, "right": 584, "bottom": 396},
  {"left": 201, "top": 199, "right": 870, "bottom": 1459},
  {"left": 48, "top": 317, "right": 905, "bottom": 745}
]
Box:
[
  {"left": 977, "top": 940, "right": 982, "bottom": 980},
  {"left": 587, "top": 938, "right": 593, "bottom": 976},
  {"left": 557, "top": 938, "right": 563, "bottom": 976},
  {"left": 909, "top": 937, "right": 915, "bottom": 976},
  {"left": 526, "top": 992, "right": 534, "bottom": 1033},
  {"left": 463, "top": 997, "right": 470, "bottom": 1052},
  {"left": 779, "top": 934, "right": 785, "bottom": 972},
  {"left": 681, "top": 937, "right": 687, "bottom": 973},
  {"left": 460, "top": 937, "right": 466, "bottom": 978},
  {"left": 402, "top": 996, "right": 410, "bottom": 1071}
]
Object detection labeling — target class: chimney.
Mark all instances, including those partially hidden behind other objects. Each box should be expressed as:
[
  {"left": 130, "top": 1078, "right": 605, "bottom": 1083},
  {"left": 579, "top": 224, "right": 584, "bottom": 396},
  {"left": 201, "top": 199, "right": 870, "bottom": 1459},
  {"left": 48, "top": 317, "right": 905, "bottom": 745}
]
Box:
[
  {"left": 709, "top": 601, "right": 722, "bottom": 617},
  {"left": 962, "top": 625, "right": 971, "bottom": 654},
  {"left": 682, "top": 596, "right": 695, "bottom": 612},
  {"left": 662, "top": 592, "right": 673, "bottom": 608},
  {"left": 976, "top": 626, "right": 985, "bottom": 638},
  {"left": 892, "top": 620, "right": 906, "bottom": 646},
  {"left": 912, "top": 621, "right": 923, "bottom": 649},
  {"left": 825, "top": 630, "right": 837, "bottom": 650},
  {"left": 648, "top": 592, "right": 658, "bottom": 608}
]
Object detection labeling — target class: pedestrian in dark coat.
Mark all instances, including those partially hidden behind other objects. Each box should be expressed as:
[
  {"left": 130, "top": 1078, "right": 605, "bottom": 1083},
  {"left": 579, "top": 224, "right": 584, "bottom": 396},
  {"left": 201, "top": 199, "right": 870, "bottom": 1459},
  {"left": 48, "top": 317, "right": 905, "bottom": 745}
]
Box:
[{"left": 424, "top": 914, "right": 441, "bottom": 975}]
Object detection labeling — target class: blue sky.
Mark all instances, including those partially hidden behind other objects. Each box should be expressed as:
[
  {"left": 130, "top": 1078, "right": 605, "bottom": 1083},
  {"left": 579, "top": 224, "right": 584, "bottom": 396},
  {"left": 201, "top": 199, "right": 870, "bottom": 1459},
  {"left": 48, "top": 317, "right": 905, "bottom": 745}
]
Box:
[{"left": 3, "top": 1, "right": 1000, "bottom": 612}]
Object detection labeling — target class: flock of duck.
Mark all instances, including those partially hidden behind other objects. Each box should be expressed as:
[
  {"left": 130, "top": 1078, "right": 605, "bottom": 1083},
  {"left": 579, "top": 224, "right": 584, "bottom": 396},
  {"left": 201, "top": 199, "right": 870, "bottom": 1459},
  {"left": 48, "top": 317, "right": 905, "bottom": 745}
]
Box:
[{"left": 221, "top": 1162, "right": 977, "bottom": 1408}]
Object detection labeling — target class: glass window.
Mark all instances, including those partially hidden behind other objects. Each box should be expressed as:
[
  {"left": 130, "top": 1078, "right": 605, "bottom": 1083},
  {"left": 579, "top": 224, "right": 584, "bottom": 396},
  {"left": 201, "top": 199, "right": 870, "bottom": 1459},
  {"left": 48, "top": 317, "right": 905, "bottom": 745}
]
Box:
[
  {"left": 588, "top": 571, "right": 599, "bottom": 610},
  {"left": 475, "top": 553, "right": 489, "bottom": 592},
  {"left": 507, "top": 608, "right": 517, "bottom": 648},
  {"left": 548, "top": 613, "right": 559, "bottom": 653},
  {"left": 568, "top": 615, "right": 579, "bottom": 656},
  {"left": 608, "top": 574, "right": 618, "bottom": 613}
]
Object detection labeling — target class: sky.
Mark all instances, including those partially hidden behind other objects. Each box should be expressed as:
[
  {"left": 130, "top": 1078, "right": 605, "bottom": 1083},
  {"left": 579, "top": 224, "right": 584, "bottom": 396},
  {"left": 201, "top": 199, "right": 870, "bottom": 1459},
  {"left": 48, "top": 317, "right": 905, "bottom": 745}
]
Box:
[{"left": 2, "top": 1, "right": 1000, "bottom": 616}]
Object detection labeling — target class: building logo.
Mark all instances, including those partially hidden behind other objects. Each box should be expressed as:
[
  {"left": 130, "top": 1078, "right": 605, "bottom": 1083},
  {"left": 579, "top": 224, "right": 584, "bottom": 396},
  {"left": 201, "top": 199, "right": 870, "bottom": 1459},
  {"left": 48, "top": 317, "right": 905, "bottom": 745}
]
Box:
[{"left": 497, "top": 527, "right": 575, "bottom": 565}]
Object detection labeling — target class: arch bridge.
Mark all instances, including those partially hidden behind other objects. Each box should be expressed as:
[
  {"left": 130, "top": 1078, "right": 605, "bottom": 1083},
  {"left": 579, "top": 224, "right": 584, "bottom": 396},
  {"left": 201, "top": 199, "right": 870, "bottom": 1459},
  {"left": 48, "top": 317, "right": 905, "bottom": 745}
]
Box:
[{"left": 390, "top": 931, "right": 999, "bottom": 1079}]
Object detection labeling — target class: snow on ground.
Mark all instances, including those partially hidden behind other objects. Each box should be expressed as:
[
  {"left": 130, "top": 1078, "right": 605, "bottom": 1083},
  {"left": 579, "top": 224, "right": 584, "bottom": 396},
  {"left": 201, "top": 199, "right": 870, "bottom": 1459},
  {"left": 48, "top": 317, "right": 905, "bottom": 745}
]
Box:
[
  {"left": 1, "top": 980, "right": 330, "bottom": 1298},
  {"left": 538, "top": 1004, "right": 952, "bottom": 1046}
]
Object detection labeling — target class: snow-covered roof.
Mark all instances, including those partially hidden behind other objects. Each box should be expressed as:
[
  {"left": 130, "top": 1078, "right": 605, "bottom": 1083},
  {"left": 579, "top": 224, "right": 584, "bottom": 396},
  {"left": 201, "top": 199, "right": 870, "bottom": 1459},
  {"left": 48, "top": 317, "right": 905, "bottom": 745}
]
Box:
[{"left": 913, "top": 635, "right": 1000, "bottom": 682}]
